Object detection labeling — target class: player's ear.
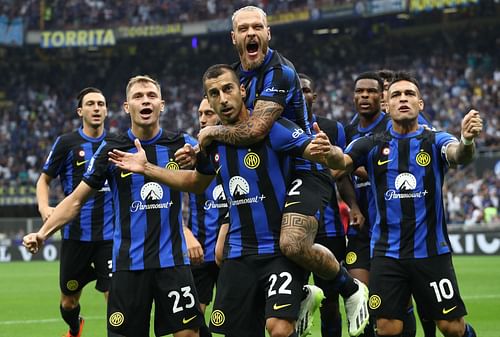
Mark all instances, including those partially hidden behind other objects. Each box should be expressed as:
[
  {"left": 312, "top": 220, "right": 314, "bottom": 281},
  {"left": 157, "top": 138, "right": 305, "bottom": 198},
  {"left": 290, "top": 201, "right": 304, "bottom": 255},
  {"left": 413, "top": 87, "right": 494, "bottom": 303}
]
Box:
[
  {"left": 76, "top": 107, "right": 83, "bottom": 117},
  {"left": 123, "top": 102, "right": 129, "bottom": 114},
  {"left": 231, "top": 31, "right": 236, "bottom": 45},
  {"left": 240, "top": 84, "right": 246, "bottom": 99}
]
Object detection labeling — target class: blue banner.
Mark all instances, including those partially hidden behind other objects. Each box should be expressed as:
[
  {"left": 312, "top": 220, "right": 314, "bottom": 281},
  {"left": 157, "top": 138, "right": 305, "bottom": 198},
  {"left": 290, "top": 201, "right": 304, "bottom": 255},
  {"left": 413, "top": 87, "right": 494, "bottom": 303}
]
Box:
[{"left": 0, "top": 15, "right": 24, "bottom": 46}]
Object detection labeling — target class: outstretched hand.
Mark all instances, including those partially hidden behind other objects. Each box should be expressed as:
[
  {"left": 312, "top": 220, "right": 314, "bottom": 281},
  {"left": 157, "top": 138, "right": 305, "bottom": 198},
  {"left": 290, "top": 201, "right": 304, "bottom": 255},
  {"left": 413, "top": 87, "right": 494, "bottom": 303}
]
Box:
[
  {"left": 309, "top": 122, "right": 333, "bottom": 156},
  {"left": 461, "top": 109, "right": 482, "bottom": 141},
  {"left": 108, "top": 138, "right": 148, "bottom": 174}
]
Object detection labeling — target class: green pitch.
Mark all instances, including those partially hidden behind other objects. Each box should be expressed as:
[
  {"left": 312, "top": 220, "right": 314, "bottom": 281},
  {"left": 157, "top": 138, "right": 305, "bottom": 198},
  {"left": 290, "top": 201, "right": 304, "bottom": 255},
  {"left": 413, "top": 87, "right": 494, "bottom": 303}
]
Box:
[{"left": 0, "top": 256, "right": 498, "bottom": 337}]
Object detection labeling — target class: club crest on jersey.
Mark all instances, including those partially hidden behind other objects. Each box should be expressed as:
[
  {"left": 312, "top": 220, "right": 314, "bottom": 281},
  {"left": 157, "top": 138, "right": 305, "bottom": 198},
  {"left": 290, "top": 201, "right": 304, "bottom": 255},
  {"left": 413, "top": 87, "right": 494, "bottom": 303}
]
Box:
[
  {"left": 130, "top": 182, "right": 173, "bottom": 212},
  {"left": 204, "top": 184, "right": 228, "bottom": 211},
  {"left": 109, "top": 312, "right": 125, "bottom": 327},
  {"left": 244, "top": 151, "right": 260, "bottom": 169},
  {"left": 226, "top": 176, "right": 266, "bottom": 206},
  {"left": 416, "top": 150, "right": 431, "bottom": 167},
  {"left": 165, "top": 160, "right": 180, "bottom": 170},
  {"left": 385, "top": 172, "right": 428, "bottom": 201}
]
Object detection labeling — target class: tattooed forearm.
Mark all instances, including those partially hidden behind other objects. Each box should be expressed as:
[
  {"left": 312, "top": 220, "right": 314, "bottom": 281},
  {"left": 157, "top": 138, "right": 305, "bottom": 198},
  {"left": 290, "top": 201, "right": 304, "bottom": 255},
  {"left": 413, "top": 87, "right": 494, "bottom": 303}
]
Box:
[{"left": 212, "top": 100, "right": 283, "bottom": 146}]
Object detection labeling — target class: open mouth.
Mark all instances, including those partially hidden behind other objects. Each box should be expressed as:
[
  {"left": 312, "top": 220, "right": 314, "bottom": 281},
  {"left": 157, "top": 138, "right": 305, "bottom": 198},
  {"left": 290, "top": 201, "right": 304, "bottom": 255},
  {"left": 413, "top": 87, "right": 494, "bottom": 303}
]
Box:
[
  {"left": 399, "top": 105, "right": 410, "bottom": 112},
  {"left": 140, "top": 108, "right": 153, "bottom": 117},
  {"left": 221, "top": 106, "right": 232, "bottom": 114},
  {"left": 246, "top": 41, "right": 259, "bottom": 56}
]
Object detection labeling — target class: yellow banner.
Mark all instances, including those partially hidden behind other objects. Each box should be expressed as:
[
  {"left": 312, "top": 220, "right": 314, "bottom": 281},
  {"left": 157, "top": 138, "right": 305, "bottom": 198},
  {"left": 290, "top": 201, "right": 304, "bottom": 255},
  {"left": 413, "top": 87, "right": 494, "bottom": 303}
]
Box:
[
  {"left": 410, "top": 0, "right": 479, "bottom": 12},
  {"left": 40, "top": 29, "right": 116, "bottom": 48},
  {"left": 116, "top": 24, "right": 181, "bottom": 39},
  {"left": 268, "top": 10, "right": 310, "bottom": 25}
]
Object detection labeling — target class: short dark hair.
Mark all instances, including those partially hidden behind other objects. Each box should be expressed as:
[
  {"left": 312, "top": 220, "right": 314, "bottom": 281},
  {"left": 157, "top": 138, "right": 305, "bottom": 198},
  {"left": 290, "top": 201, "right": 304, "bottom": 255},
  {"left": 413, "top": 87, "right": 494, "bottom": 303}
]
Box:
[
  {"left": 388, "top": 71, "right": 420, "bottom": 91},
  {"left": 77, "top": 87, "right": 103, "bottom": 108},
  {"left": 376, "top": 69, "right": 395, "bottom": 83},
  {"left": 298, "top": 72, "right": 313, "bottom": 84},
  {"left": 202, "top": 64, "right": 239, "bottom": 91},
  {"left": 354, "top": 72, "right": 383, "bottom": 92}
]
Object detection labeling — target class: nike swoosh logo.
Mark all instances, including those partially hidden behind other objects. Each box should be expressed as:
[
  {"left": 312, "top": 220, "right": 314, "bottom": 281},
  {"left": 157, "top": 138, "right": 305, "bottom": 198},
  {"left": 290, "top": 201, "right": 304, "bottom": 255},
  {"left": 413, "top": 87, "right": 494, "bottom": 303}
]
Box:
[
  {"left": 120, "top": 171, "right": 133, "bottom": 178},
  {"left": 273, "top": 303, "right": 292, "bottom": 310},
  {"left": 215, "top": 166, "right": 222, "bottom": 174},
  {"left": 377, "top": 159, "right": 393, "bottom": 166},
  {"left": 284, "top": 201, "right": 301, "bottom": 208},
  {"left": 182, "top": 315, "right": 197, "bottom": 324},
  {"left": 76, "top": 160, "right": 88, "bottom": 166},
  {"left": 442, "top": 306, "right": 457, "bottom": 314}
]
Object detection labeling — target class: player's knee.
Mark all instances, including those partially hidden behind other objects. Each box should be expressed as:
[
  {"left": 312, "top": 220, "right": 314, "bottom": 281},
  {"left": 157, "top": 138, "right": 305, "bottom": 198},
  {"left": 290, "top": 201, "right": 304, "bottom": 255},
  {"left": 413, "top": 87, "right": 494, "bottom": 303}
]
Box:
[
  {"left": 436, "top": 317, "right": 466, "bottom": 337},
  {"left": 376, "top": 318, "right": 403, "bottom": 336},
  {"left": 60, "top": 294, "right": 80, "bottom": 310}
]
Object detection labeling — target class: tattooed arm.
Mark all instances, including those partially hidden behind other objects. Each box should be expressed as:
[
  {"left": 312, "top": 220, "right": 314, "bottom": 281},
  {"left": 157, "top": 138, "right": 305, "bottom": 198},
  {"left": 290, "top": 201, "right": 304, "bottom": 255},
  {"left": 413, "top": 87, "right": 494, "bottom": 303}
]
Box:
[{"left": 198, "top": 100, "right": 283, "bottom": 150}]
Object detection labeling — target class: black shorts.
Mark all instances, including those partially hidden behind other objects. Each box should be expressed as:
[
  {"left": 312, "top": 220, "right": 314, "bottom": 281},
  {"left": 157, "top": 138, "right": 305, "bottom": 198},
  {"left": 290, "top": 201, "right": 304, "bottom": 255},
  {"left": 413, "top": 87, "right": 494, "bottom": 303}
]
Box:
[
  {"left": 345, "top": 228, "right": 371, "bottom": 271},
  {"left": 284, "top": 170, "right": 332, "bottom": 219},
  {"left": 313, "top": 236, "right": 347, "bottom": 299},
  {"left": 59, "top": 239, "right": 112, "bottom": 295},
  {"left": 107, "top": 266, "right": 204, "bottom": 337},
  {"left": 210, "top": 255, "right": 306, "bottom": 337},
  {"left": 191, "top": 261, "right": 219, "bottom": 305},
  {"left": 369, "top": 254, "right": 467, "bottom": 321}
]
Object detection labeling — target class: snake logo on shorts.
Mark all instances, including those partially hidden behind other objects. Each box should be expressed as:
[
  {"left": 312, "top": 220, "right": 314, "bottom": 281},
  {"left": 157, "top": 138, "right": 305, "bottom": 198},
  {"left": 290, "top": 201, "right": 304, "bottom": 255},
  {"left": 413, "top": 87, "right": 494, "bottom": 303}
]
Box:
[
  {"left": 210, "top": 310, "right": 225, "bottom": 327},
  {"left": 109, "top": 312, "right": 125, "bottom": 327}
]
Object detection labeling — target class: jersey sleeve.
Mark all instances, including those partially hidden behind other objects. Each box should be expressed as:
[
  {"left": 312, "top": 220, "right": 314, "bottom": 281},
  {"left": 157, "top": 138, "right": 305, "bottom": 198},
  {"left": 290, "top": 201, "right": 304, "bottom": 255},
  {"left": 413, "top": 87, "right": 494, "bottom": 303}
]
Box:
[
  {"left": 255, "top": 64, "right": 296, "bottom": 107},
  {"left": 82, "top": 139, "right": 112, "bottom": 190},
  {"left": 183, "top": 133, "right": 198, "bottom": 147},
  {"left": 435, "top": 131, "right": 459, "bottom": 163},
  {"left": 268, "top": 118, "right": 311, "bottom": 156},
  {"left": 42, "top": 136, "right": 67, "bottom": 178},
  {"left": 345, "top": 136, "right": 372, "bottom": 170},
  {"left": 195, "top": 151, "right": 216, "bottom": 176}
]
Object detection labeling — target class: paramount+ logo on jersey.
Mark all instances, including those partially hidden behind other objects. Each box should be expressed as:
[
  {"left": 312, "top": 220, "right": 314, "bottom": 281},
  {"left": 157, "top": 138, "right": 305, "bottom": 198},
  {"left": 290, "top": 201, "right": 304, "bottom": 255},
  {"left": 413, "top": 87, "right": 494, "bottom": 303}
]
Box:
[{"left": 384, "top": 172, "right": 429, "bottom": 201}]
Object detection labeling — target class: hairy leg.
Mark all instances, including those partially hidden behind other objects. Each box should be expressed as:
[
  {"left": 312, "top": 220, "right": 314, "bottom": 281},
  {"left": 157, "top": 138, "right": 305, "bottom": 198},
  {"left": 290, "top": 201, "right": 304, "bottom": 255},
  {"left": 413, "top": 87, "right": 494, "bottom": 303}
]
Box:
[{"left": 280, "top": 213, "right": 340, "bottom": 280}]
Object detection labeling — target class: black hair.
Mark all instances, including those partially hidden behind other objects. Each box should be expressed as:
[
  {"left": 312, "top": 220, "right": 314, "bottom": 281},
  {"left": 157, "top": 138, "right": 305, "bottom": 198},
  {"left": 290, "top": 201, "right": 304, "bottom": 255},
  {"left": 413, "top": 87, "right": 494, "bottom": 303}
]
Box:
[
  {"left": 298, "top": 73, "right": 314, "bottom": 87},
  {"left": 388, "top": 71, "right": 421, "bottom": 91},
  {"left": 77, "top": 87, "right": 103, "bottom": 108},
  {"left": 376, "top": 69, "right": 395, "bottom": 83},
  {"left": 354, "top": 72, "right": 384, "bottom": 91},
  {"left": 202, "top": 64, "right": 239, "bottom": 90}
]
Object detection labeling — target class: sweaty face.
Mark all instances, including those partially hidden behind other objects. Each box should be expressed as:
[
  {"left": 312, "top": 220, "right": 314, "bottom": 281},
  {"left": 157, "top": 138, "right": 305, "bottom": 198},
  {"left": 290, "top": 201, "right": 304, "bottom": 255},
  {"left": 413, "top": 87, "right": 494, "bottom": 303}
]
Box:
[
  {"left": 124, "top": 82, "right": 165, "bottom": 129},
  {"left": 387, "top": 80, "right": 423, "bottom": 124},
  {"left": 79, "top": 92, "right": 107, "bottom": 128},
  {"left": 198, "top": 98, "right": 219, "bottom": 129},
  {"left": 353, "top": 78, "right": 382, "bottom": 119},
  {"left": 205, "top": 71, "right": 245, "bottom": 125},
  {"left": 231, "top": 10, "right": 270, "bottom": 71}
]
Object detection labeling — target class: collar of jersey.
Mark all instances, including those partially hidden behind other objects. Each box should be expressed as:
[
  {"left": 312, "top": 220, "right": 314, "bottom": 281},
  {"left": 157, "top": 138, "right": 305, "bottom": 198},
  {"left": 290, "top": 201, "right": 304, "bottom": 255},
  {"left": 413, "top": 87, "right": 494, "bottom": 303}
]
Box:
[
  {"left": 127, "top": 128, "right": 163, "bottom": 144},
  {"left": 357, "top": 112, "right": 386, "bottom": 133},
  {"left": 239, "top": 48, "right": 274, "bottom": 76},
  {"left": 78, "top": 127, "right": 106, "bottom": 142},
  {"left": 389, "top": 125, "right": 424, "bottom": 139}
]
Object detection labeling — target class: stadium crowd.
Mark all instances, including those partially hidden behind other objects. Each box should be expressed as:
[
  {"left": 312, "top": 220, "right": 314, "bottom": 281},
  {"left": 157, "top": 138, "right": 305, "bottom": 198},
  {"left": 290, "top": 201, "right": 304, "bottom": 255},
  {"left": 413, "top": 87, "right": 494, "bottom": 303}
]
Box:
[{"left": 0, "top": 16, "right": 498, "bottom": 227}]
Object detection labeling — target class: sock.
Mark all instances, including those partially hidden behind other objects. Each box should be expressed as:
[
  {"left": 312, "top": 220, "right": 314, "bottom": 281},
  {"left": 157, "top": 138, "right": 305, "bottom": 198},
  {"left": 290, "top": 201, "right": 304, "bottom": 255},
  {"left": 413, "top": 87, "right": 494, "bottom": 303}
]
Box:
[
  {"left": 332, "top": 266, "right": 358, "bottom": 298},
  {"left": 401, "top": 306, "right": 416, "bottom": 337},
  {"left": 60, "top": 304, "right": 80, "bottom": 336},
  {"left": 199, "top": 321, "right": 212, "bottom": 337},
  {"left": 419, "top": 317, "right": 436, "bottom": 337},
  {"left": 463, "top": 323, "right": 476, "bottom": 337},
  {"left": 321, "top": 314, "right": 342, "bottom": 337}
]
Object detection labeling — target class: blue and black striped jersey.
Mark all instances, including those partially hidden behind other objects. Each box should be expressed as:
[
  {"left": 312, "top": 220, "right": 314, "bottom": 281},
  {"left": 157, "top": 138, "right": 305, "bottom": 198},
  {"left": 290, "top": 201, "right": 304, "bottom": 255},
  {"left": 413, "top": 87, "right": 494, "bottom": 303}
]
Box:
[
  {"left": 313, "top": 115, "right": 347, "bottom": 239},
  {"left": 197, "top": 118, "right": 311, "bottom": 259},
  {"left": 234, "top": 49, "right": 324, "bottom": 172},
  {"left": 43, "top": 128, "right": 113, "bottom": 242},
  {"left": 345, "top": 126, "right": 458, "bottom": 259},
  {"left": 344, "top": 113, "right": 391, "bottom": 237},
  {"left": 188, "top": 177, "right": 228, "bottom": 263},
  {"left": 83, "top": 128, "right": 192, "bottom": 272}
]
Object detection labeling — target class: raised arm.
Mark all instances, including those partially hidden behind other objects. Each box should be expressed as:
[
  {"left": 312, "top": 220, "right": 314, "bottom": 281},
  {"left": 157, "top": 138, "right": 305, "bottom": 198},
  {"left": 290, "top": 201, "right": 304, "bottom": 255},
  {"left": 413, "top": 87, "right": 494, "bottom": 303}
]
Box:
[
  {"left": 445, "top": 109, "right": 482, "bottom": 166},
  {"left": 301, "top": 122, "right": 346, "bottom": 170},
  {"left": 24, "top": 181, "right": 95, "bottom": 253},
  {"left": 108, "top": 138, "right": 214, "bottom": 194},
  {"left": 198, "top": 100, "right": 283, "bottom": 149}
]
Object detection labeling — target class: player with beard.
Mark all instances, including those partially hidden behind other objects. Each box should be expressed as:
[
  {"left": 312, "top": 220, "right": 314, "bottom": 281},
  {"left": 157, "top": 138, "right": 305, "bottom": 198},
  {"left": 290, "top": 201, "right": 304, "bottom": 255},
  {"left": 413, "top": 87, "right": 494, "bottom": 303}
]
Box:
[{"left": 197, "top": 7, "right": 369, "bottom": 336}]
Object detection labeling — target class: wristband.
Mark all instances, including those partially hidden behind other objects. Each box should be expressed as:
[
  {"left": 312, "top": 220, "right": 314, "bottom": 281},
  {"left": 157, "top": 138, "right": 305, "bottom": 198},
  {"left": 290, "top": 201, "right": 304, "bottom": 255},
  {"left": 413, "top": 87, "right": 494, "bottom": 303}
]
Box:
[{"left": 461, "top": 134, "right": 474, "bottom": 146}]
